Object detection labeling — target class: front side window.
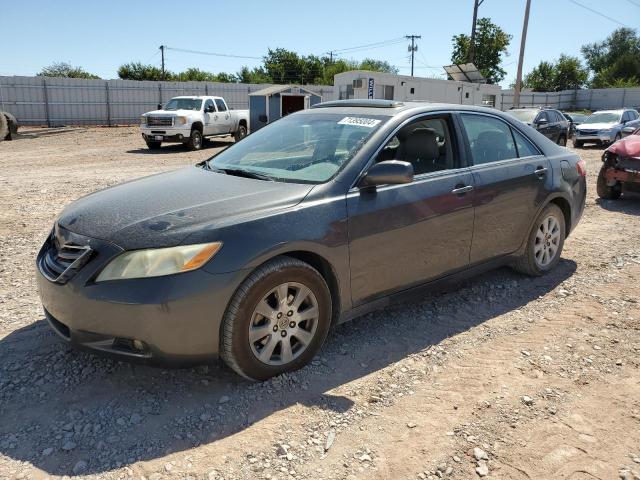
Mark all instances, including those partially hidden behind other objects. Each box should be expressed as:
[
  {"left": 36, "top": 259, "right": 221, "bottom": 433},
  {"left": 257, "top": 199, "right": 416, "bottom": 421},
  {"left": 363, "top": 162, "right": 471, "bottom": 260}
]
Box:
[
  {"left": 376, "top": 116, "right": 455, "bottom": 175},
  {"left": 215, "top": 99, "right": 227, "bottom": 112},
  {"left": 460, "top": 114, "right": 517, "bottom": 165},
  {"left": 204, "top": 99, "right": 215, "bottom": 112},
  {"left": 207, "top": 113, "right": 389, "bottom": 184},
  {"left": 164, "top": 98, "right": 202, "bottom": 111}
]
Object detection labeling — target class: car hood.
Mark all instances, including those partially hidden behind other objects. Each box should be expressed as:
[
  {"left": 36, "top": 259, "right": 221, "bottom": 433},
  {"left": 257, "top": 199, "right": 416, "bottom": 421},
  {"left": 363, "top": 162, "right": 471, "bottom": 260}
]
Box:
[
  {"left": 607, "top": 135, "right": 640, "bottom": 160},
  {"left": 145, "top": 109, "right": 197, "bottom": 116},
  {"left": 577, "top": 122, "right": 617, "bottom": 130},
  {"left": 57, "top": 166, "right": 314, "bottom": 249}
]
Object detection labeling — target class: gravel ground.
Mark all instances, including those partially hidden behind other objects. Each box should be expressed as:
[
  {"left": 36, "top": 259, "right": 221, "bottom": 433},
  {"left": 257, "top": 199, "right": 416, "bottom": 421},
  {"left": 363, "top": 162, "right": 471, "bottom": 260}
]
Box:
[{"left": 1, "top": 127, "right": 639, "bottom": 480}]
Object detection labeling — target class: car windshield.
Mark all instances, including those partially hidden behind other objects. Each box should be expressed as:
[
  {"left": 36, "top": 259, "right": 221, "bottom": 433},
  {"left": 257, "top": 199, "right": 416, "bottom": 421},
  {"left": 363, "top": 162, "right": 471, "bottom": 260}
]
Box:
[
  {"left": 568, "top": 113, "right": 587, "bottom": 123},
  {"left": 163, "top": 98, "right": 202, "bottom": 111},
  {"left": 206, "top": 112, "right": 389, "bottom": 184},
  {"left": 583, "top": 112, "right": 621, "bottom": 124},
  {"left": 507, "top": 110, "right": 538, "bottom": 123}
]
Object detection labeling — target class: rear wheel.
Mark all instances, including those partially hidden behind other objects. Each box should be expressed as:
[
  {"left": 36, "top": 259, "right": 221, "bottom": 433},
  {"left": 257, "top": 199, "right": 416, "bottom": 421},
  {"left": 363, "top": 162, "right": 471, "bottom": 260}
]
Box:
[
  {"left": 596, "top": 164, "right": 622, "bottom": 200},
  {"left": 186, "top": 128, "right": 203, "bottom": 151},
  {"left": 573, "top": 139, "right": 583, "bottom": 148},
  {"left": 513, "top": 204, "right": 565, "bottom": 277},
  {"left": 234, "top": 124, "right": 247, "bottom": 142},
  {"left": 145, "top": 140, "right": 161, "bottom": 150},
  {"left": 220, "top": 257, "right": 332, "bottom": 381}
]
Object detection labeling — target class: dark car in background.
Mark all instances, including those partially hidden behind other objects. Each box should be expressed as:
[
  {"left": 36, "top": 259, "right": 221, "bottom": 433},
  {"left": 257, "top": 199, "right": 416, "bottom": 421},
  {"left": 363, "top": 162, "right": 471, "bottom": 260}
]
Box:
[
  {"left": 37, "top": 100, "right": 587, "bottom": 381},
  {"left": 506, "top": 107, "right": 570, "bottom": 146},
  {"left": 562, "top": 112, "right": 589, "bottom": 138}
]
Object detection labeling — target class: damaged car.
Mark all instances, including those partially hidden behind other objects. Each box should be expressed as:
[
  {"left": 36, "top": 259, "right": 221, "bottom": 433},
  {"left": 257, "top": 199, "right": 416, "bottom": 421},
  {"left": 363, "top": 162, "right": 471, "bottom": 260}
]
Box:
[{"left": 597, "top": 127, "right": 640, "bottom": 199}]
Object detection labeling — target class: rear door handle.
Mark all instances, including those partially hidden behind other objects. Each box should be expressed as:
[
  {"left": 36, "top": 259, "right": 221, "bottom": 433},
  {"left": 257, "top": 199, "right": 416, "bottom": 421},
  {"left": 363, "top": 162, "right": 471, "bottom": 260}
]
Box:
[
  {"left": 534, "top": 166, "right": 548, "bottom": 177},
  {"left": 451, "top": 185, "right": 474, "bottom": 195}
]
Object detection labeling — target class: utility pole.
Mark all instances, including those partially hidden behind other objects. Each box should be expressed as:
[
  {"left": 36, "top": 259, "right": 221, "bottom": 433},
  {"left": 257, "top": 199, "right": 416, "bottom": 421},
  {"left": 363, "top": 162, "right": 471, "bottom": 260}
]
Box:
[
  {"left": 469, "top": 0, "right": 485, "bottom": 64},
  {"left": 326, "top": 51, "right": 336, "bottom": 63},
  {"left": 513, "top": 0, "right": 531, "bottom": 108},
  {"left": 159, "top": 45, "right": 165, "bottom": 80},
  {"left": 406, "top": 35, "right": 421, "bottom": 77}
]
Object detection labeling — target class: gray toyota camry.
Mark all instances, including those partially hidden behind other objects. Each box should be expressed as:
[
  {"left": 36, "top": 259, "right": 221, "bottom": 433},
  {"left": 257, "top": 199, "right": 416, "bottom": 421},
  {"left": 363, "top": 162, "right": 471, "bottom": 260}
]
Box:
[{"left": 37, "top": 100, "right": 586, "bottom": 381}]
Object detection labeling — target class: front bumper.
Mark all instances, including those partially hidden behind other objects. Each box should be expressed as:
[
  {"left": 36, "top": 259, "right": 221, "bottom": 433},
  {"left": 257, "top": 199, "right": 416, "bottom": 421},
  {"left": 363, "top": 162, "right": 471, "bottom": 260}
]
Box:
[
  {"left": 575, "top": 132, "right": 612, "bottom": 143},
  {"left": 36, "top": 226, "right": 249, "bottom": 365},
  {"left": 141, "top": 126, "right": 192, "bottom": 143}
]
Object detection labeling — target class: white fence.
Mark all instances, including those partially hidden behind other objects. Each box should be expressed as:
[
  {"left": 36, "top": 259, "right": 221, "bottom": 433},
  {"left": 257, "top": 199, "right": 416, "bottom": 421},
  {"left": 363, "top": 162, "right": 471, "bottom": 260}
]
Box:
[
  {"left": 500, "top": 87, "right": 640, "bottom": 111},
  {"left": 0, "top": 76, "right": 337, "bottom": 126}
]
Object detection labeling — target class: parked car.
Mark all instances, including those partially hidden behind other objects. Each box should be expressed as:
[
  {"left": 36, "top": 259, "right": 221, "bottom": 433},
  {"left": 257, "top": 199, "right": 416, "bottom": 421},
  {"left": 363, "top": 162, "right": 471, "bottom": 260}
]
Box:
[
  {"left": 506, "top": 107, "right": 570, "bottom": 146},
  {"left": 597, "top": 127, "right": 640, "bottom": 199},
  {"left": 573, "top": 108, "right": 640, "bottom": 148},
  {"left": 140, "top": 96, "right": 249, "bottom": 151},
  {"left": 37, "top": 100, "right": 587, "bottom": 381},
  {"left": 562, "top": 111, "right": 588, "bottom": 138}
]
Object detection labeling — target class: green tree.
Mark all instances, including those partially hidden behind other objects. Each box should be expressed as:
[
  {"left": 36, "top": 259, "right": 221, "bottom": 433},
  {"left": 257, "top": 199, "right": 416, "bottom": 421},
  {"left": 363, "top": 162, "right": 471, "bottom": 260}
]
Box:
[
  {"left": 174, "top": 67, "right": 217, "bottom": 82},
  {"left": 37, "top": 62, "right": 100, "bottom": 79},
  {"left": 523, "top": 55, "right": 588, "bottom": 91},
  {"left": 581, "top": 28, "right": 640, "bottom": 87},
  {"left": 451, "top": 18, "right": 511, "bottom": 84},
  {"left": 118, "top": 62, "right": 169, "bottom": 81},
  {"left": 236, "top": 66, "right": 271, "bottom": 84}
]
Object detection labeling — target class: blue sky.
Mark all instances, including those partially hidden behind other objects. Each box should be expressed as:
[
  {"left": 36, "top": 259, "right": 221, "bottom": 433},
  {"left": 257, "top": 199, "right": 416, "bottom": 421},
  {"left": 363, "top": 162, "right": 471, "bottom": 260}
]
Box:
[{"left": 1, "top": 0, "right": 638, "bottom": 86}]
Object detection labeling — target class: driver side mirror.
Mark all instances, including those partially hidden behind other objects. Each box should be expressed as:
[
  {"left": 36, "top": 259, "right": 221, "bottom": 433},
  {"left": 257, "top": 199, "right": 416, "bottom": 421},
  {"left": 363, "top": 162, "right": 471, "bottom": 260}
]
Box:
[
  {"left": 157, "top": 103, "right": 163, "bottom": 110},
  {"left": 536, "top": 117, "right": 548, "bottom": 125},
  {"left": 358, "top": 161, "right": 414, "bottom": 188}
]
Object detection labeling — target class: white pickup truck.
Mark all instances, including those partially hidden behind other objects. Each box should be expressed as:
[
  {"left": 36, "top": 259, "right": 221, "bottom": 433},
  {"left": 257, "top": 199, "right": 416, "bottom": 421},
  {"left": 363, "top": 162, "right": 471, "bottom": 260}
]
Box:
[{"left": 140, "top": 96, "right": 249, "bottom": 150}]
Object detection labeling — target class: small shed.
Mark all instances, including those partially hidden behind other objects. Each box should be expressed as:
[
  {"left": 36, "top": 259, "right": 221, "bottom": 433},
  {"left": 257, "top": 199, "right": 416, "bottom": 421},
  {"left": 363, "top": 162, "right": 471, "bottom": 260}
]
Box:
[{"left": 249, "top": 85, "right": 322, "bottom": 131}]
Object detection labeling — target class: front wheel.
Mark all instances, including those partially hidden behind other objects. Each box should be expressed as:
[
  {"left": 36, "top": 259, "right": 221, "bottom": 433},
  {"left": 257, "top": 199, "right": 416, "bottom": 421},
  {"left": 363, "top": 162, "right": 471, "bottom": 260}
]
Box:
[
  {"left": 186, "top": 128, "right": 203, "bottom": 151},
  {"left": 573, "top": 139, "right": 583, "bottom": 148},
  {"left": 597, "top": 165, "right": 622, "bottom": 199},
  {"left": 558, "top": 135, "right": 567, "bottom": 146},
  {"left": 234, "top": 124, "right": 247, "bottom": 142},
  {"left": 513, "top": 204, "right": 565, "bottom": 276},
  {"left": 220, "top": 257, "right": 332, "bottom": 381},
  {"left": 145, "top": 140, "right": 161, "bottom": 150}
]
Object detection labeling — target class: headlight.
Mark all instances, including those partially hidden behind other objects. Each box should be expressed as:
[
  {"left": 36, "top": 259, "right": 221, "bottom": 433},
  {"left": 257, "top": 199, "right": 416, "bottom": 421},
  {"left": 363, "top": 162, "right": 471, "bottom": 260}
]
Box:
[
  {"left": 96, "top": 242, "right": 222, "bottom": 282},
  {"left": 140, "top": 115, "right": 146, "bottom": 125},
  {"left": 598, "top": 129, "right": 611, "bottom": 135},
  {"left": 175, "top": 116, "right": 189, "bottom": 126}
]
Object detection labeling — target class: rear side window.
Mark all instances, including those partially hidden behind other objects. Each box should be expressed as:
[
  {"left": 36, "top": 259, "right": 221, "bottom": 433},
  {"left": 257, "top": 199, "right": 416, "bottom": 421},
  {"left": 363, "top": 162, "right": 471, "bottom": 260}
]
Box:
[
  {"left": 512, "top": 129, "right": 540, "bottom": 157},
  {"left": 215, "top": 99, "right": 227, "bottom": 112},
  {"left": 460, "top": 114, "right": 517, "bottom": 165}
]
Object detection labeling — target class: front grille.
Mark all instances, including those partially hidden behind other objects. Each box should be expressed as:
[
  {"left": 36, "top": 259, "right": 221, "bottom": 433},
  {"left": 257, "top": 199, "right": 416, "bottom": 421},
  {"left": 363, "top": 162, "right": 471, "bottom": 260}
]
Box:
[
  {"left": 147, "top": 116, "right": 173, "bottom": 127},
  {"left": 579, "top": 129, "right": 597, "bottom": 135},
  {"left": 39, "top": 233, "right": 92, "bottom": 284}
]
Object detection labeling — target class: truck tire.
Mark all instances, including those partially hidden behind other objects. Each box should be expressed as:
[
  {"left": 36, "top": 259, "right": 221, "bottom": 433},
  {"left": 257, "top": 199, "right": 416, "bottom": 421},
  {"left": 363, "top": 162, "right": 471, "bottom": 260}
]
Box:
[
  {"left": 0, "top": 113, "right": 8, "bottom": 141},
  {"left": 145, "top": 140, "right": 161, "bottom": 150},
  {"left": 573, "top": 139, "right": 582, "bottom": 148},
  {"left": 186, "top": 128, "right": 203, "bottom": 151},
  {"left": 234, "top": 124, "right": 247, "bottom": 142},
  {"left": 596, "top": 165, "right": 622, "bottom": 200}
]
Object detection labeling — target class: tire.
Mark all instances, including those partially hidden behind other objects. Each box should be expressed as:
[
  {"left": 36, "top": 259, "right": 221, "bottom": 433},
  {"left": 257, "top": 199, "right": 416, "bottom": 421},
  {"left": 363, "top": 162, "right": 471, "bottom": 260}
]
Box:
[
  {"left": 0, "top": 114, "right": 8, "bottom": 142},
  {"left": 220, "top": 256, "right": 332, "bottom": 381},
  {"left": 145, "top": 140, "right": 161, "bottom": 150},
  {"left": 573, "top": 139, "right": 582, "bottom": 148},
  {"left": 557, "top": 135, "right": 567, "bottom": 147},
  {"left": 513, "top": 203, "right": 566, "bottom": 277},
  {"left": 186, "top": 128, "right": 203, "bottom": 151},
  {"left": 596, "top": 164, "right": 622, "bottom": 200},
  {"left": 234, "top": 124, "right": 247, "bottom": 142}
]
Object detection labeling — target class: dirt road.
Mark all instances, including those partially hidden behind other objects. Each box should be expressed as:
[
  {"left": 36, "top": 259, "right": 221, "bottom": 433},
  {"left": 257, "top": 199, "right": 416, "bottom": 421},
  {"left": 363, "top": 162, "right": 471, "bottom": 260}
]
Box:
[{"left": 1, "top": 127, "right": 639, "bottom": 480}]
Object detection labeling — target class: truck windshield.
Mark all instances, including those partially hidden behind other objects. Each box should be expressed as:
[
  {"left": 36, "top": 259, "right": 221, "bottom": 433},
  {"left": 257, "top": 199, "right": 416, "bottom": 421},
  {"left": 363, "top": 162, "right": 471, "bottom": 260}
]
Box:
[
  {"left": 164, "top": 99, "right": 202, "bottom": 111},
  {"left": 206, "top": 112, "right": 389, "bottom": 184},
  {"left": 583, "top": 112, "right": 621, "bottom": 124}
]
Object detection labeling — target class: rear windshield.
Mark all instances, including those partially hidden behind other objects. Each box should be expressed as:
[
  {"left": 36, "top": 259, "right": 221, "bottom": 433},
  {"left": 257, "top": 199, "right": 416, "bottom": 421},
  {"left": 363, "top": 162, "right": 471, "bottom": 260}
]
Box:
[
  {"left": 583, "top": 112, "right": 621, "bottom": 124},
  {"left": 207, "top": 112, "right": 389, "bottom": 184},
  {"left": 506, "top": 110, "right": 537, "bottom": 123},
  {"left": 164, "top": 98, "right": 202, "bottom": 111}
]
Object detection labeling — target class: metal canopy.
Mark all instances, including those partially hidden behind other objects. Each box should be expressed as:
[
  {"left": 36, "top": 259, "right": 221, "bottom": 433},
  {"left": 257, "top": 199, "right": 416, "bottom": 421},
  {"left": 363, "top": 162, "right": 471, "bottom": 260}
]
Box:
[{"left": 443, "top": 63, "right": 486, "bottom": 84}]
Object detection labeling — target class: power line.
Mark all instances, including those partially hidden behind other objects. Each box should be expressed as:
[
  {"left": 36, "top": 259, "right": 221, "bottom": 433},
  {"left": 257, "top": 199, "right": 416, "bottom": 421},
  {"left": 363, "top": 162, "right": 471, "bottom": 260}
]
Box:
[
  {"left": 164, "top": 46, "right": 262, "bottom": 60},
  {"left": 625, "top": 0, "right": 640, "bottom": 7},
  {"left": 567, "top": 0, "right": 628, "bottom": 26},
  {"left": 332, "top": 37, "right": 406, "bottom": 54}
]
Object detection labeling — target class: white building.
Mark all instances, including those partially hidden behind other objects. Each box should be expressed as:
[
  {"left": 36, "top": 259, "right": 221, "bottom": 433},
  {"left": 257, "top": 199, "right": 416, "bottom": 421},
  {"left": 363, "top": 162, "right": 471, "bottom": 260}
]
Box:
[{"left": 334, "top": 70, "right": 502, "bottom": 109}]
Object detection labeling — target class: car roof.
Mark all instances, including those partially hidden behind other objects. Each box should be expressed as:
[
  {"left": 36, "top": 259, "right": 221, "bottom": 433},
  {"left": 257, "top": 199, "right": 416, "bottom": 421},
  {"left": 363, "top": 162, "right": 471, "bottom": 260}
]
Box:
[{"left": 302, "top": 100, "right": 506, "bottom": 118}]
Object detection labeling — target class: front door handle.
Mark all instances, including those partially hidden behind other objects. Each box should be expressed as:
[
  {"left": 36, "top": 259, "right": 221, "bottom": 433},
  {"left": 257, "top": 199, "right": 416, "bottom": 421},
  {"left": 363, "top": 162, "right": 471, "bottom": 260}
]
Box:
[
  {"left": 534, "top": 166, "right": 548, "bottom": 177},
  {"left": 214, "top": 115, "right": 219, "bottom": 120},
  {"left": 451, "top": 185, "right": 474, "bottom": 195}
]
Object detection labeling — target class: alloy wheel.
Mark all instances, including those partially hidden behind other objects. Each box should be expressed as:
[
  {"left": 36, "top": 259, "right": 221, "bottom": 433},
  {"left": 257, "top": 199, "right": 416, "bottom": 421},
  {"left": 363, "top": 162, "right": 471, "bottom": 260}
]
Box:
[
  {"left": 249, "top": 282, "right": 319, "bottom": 365},
  {"left": 534, "top": 214, "right": 561, "bottom": 268}
]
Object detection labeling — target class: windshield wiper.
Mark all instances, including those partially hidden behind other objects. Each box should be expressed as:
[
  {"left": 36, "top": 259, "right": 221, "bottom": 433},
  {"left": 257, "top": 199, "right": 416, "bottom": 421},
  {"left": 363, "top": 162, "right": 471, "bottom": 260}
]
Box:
[{"left": 218, "top": 167, "right": 275, "bottom": 181}]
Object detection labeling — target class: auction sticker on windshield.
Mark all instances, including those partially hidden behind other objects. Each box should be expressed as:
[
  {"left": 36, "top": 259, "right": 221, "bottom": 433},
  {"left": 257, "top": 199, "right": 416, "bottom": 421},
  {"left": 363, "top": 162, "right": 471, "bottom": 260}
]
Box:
[{"left": 337, "top": 117, "right": 382, "bottom": 128}]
